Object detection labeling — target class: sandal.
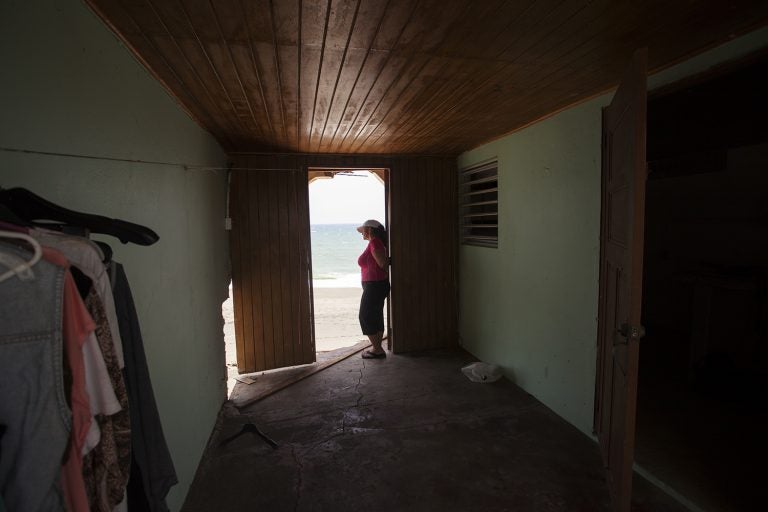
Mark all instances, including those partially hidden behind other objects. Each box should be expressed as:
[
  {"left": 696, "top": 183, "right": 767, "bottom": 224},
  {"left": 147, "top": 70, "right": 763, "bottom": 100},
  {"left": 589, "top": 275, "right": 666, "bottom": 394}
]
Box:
[{"left": 362, "top": 350, "right": 386, "bottom": 359}]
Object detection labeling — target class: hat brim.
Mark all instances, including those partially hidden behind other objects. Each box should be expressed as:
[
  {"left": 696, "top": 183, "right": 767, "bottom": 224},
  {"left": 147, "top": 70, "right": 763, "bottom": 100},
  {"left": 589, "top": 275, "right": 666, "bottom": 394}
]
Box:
[{"left": 356, "top": 226, "right": 366, "bottom": 233}]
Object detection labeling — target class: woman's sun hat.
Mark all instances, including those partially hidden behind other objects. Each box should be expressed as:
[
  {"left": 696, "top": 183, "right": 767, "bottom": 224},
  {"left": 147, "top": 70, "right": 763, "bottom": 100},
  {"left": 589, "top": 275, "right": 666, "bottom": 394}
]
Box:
[{"left": 356, "top": 219, "right": 383, "bottom": 232}]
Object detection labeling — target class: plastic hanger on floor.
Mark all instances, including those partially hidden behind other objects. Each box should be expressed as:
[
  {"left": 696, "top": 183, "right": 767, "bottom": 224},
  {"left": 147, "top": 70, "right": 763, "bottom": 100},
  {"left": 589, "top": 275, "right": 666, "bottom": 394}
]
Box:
[{"left": 219, "top": 423, "right": 278, "bottom": 449}]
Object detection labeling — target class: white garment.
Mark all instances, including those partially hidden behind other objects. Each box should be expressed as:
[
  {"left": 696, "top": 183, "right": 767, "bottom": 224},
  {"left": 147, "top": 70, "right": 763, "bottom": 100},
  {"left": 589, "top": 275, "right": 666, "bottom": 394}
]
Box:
[
  {"left": 31, "top": 230, "right": 123, "bottom": 454},
  {"left": 32, "top": 229, "right": 125, "bottom": 368},
  {"left": 81, "top": 330, "right": 122, "bottom": 454}
]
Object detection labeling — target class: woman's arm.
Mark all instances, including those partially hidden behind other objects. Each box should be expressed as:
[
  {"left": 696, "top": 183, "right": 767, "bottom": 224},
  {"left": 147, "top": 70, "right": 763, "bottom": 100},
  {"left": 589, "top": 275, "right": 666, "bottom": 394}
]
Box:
[{"left": 371, "top": 243, "right": 388, "bottom": 270}]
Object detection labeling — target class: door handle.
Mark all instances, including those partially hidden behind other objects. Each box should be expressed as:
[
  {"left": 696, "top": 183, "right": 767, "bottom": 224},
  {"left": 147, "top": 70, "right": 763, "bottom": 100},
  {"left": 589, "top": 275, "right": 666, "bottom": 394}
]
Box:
[{"left": 614, "top": 323, "right": 645, "bottom": 345}]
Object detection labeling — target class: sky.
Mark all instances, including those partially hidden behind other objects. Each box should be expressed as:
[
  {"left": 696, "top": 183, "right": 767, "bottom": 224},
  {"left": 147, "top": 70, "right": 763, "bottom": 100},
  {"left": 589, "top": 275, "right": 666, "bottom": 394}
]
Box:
[{"left": 309, "top": 171, "right": 385, "bottom": 225}]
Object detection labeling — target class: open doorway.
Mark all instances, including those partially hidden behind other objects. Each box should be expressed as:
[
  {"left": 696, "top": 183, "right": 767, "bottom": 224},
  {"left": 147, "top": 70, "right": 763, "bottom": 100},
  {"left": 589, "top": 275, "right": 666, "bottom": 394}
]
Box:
[
  {"left": 223, "top": 165, "right": 392, "bottom": 396},
  {"left": 308, "top": 169, "right": 388, "bottom": 354},
  {"left": 635, "top": 55, "right": 768, "bottom": 511}
]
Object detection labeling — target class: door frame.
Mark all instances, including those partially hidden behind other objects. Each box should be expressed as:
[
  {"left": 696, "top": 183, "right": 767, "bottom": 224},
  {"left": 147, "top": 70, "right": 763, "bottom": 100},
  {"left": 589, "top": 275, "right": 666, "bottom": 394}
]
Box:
[
  {"left": 229, "top": 153, "right": 458, "bottom": 369},
  {"left": 306, "top": 166, "right": 393, "bottom": 351}
]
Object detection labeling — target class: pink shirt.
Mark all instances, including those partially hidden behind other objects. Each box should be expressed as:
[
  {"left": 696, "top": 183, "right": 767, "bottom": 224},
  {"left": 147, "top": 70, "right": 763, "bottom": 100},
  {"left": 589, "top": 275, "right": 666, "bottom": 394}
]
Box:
[
  {"left": 358, "top": 237, "right": 389, "bottom": 282},
  {"left": 42, "top": 248, "right": 95, "bottom": 512}
]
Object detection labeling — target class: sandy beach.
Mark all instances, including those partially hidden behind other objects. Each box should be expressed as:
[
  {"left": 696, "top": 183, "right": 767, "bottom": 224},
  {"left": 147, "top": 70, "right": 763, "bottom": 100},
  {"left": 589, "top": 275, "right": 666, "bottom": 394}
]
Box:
[{"left": 223, "top": 286, "right": 385, "bottom": 393}]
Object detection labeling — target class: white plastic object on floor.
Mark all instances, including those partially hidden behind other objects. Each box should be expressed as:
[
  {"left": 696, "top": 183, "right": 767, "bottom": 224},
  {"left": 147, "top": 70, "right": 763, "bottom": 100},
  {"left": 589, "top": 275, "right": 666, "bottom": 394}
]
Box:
[{"left": 461, "top": 362, "right": 502, "bottom": 383}]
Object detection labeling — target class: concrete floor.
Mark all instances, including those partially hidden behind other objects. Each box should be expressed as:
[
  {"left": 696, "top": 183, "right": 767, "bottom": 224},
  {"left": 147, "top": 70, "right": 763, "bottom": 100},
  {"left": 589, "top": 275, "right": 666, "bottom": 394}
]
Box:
[{"left": 182, "top": 349, "right": 686, "bottom": 512}]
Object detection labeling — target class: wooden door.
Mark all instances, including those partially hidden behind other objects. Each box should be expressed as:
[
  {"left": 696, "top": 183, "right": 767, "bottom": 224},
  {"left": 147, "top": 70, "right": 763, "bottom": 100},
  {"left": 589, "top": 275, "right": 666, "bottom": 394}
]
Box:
[
  {"left": 389, "top": 157, "right": 458, "bottom": 352},
  {"left": 594, "top": 49, "right": 647, "bottom": 512},
  {"left": 229, "top": 168, "right": 315, "bottom": 373}
]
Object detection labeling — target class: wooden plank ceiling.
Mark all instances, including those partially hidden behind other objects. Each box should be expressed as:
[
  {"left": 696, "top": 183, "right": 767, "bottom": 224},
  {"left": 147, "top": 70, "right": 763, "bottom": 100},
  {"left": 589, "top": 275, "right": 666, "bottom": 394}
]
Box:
[{"left": 86, "top": 0, "right": 768, "bottom": 156}]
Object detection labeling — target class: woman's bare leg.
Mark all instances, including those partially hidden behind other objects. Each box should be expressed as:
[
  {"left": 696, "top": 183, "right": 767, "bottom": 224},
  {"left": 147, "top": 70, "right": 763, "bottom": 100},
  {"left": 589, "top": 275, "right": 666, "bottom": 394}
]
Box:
[{"left": 367, "top": 331, "right": 385, "bottom": 354}]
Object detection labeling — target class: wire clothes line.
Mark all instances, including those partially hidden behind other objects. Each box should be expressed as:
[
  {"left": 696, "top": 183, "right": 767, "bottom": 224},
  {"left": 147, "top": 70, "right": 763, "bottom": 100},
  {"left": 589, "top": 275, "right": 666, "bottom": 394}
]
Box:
[{"left": 0, "top": 146, "right": 299, "bottom": 172}]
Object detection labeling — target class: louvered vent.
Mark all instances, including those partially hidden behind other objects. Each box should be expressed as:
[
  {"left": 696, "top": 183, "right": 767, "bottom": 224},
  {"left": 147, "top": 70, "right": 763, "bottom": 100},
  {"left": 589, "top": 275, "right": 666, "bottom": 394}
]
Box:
[{"left": 459, "top": 160, "right": 498, "bottom": 248}]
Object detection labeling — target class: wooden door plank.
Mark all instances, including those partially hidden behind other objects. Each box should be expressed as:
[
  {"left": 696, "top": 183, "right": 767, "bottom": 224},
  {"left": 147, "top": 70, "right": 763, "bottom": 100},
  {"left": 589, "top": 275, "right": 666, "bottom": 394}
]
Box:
[
  {"left": 277, "top": 165, "right": 294, "bottom": 366},
  {"left": 264, "top": 170, "right": 284, "bottom": 368},
  {"left": 285, "top": 169, "right": 302, "bottom": 365},
  {"left": 229, "top": 170, "right": 247, "bottom": 372},
  {"left": 384, "top": 168, "right": 392, "bottom": 346},
  {"left": 254, "top": 170, "right": 275, "bottom": 370},
  {"left": 244, "top": 168, "right": 264, "bottom": 372},
  {"left": 242, "top": 169, "right": 260, "bottom": 372},
  {"left": 388, "top": 162, "right": 401, "bottom": 351},
  {"left": 423, "top": 159, "right": 438, "bottom": 350},
  {"left": 297, "top": 157, "right": 316, "bottom": 362}
]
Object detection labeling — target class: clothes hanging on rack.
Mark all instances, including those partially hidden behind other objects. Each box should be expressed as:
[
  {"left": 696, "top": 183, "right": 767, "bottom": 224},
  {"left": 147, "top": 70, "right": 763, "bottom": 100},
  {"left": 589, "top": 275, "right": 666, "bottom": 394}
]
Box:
[
  {"left": 32, "top": 229, "right": 125, "bottom": 368},
  {"left": 0, "top": 241, "right": 72, "bottom": 512},
  {"left": 82, "top": 288, "right": 130, "bottom": 512},
  {"left": 0, "top": 192, "right": 174, "bottom": 512},
  {"left": 43, "top": 247, "right": 97, "bottom": 512},
  {"left": 30, "top": 229, "right": 125, "bottom": 463}
]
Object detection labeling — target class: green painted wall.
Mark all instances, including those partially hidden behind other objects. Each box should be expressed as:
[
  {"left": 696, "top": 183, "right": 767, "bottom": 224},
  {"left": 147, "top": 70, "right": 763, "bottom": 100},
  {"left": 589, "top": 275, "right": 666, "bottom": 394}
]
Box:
[
  {"left": 0, "top": 0, "right": 230, "bottom": 508},
  {"left": 457, "top": 26, "right": 768, "bottom": 436}
]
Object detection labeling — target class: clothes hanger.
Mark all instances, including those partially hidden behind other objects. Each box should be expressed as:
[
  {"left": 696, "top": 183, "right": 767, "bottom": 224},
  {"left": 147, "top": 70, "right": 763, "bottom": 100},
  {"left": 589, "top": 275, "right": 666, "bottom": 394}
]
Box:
[
  {"left": 219, "top": 423, "right": 278, "bottom": 449},
  {"left": 0, "top": 230, "right": 43, "bottom": 283},
  {"left": 0, "top": 187, "right": 159, "bottom": 246},
  {"left": 93, "top": 240, "right": 113, "bottom": 264},
  {"left": 0, "top": 204, "right": 31, "bottom": 226}
]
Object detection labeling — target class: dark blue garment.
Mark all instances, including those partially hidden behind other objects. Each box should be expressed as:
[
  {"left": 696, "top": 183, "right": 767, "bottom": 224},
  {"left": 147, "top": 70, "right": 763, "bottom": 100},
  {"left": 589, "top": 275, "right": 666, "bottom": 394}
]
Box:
[{"left": 109, "top": 262, "right": 177, "bottom": 512}]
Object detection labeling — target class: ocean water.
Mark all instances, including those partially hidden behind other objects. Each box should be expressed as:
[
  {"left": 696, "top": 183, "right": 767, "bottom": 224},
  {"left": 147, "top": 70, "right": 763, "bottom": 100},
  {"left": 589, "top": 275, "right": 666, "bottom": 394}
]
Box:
[{"left": 310, "top": 223, "right": 368, "bottom": 288}]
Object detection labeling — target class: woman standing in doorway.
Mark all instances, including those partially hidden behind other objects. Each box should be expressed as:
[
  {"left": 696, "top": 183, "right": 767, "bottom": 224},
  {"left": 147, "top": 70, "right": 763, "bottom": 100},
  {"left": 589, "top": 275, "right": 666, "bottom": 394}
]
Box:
[{"left": 357, "top": 219, "right": 390, "bottom": 359}]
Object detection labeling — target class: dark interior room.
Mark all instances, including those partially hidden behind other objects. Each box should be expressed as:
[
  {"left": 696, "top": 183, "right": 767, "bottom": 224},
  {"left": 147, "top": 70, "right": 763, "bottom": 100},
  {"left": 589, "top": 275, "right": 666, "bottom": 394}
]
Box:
[{"left": 636, "top": 54, "right": 768, "bottom": 511}]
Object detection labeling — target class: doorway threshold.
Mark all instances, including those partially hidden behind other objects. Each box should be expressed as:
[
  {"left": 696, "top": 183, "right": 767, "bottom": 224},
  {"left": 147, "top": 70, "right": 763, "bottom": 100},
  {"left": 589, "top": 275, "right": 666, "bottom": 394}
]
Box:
[{"left": 228, "top": 341, "right": 370, "bottom": 409}]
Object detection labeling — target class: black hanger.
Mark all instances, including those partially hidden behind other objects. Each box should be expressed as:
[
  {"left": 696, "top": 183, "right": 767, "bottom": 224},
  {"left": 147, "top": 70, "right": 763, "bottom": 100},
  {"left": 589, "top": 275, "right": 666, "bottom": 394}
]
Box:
[
  {"left": 0, "top": 204, "right": 31, "bottom": 227},
  {"left": 93, "top": 241, "right": 113, "bottom": 264},
  {"left": 0, "top": 187, "right": 159, "bottom": 246}
]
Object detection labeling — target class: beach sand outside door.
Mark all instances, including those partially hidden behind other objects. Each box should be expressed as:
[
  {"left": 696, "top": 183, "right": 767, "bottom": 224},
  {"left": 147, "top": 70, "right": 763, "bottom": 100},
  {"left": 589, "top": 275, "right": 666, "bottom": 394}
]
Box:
[
  {"left": 594, "top": 49, "right": 647, "bottom": 512},
  {"left": 229, "top": 168, "right": 315, "bottom": 373}
]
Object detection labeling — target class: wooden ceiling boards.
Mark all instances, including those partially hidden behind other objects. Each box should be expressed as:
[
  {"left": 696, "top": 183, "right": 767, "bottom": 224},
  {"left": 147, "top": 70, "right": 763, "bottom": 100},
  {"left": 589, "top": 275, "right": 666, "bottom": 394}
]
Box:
[{"left": 86, "top": 0, "right": 768, "bottom": 155}]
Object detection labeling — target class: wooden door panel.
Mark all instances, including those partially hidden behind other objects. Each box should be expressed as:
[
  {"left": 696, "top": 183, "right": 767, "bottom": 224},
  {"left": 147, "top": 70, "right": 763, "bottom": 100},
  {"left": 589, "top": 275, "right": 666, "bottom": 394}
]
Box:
[
  {"left": 389, "top": 157, "right": 458, "bottom": 353},
  {"left": 230, "top": 167, "right": 315, "bottom": 373},
  {"left": 595, "top": 49, "right": 647, "bottom": 512}
]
